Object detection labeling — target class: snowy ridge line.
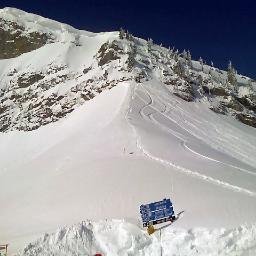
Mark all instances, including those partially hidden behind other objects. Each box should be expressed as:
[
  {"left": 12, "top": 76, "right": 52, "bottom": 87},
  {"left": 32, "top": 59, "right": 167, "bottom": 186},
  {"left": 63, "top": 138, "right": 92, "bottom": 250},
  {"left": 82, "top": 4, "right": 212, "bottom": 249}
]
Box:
[
  {"left": 125, "top": 82, "right": 143, "bottom": 155},
  {"left": 0, "top": 7, "right": 96, "bottom": 38},
  {"left": 136, "top": 85, "right": 256, "bottom": 176},
  {"left": 129, "top": 85, "right": 256, "bottom": 197}
]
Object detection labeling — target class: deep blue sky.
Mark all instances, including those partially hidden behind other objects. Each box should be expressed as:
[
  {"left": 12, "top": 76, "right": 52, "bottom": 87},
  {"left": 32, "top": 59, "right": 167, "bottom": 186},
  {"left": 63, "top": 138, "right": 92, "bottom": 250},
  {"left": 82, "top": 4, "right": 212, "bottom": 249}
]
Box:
[{"left": 1, "top": 0, "right": 255, "bottom": 78}]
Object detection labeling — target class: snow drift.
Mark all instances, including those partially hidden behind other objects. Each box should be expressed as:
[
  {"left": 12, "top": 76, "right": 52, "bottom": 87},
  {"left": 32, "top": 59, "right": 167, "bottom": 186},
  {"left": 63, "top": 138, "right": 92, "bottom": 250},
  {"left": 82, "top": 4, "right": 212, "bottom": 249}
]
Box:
[{"left": 18, "top": 220, "right": 256, "bottom": 256}]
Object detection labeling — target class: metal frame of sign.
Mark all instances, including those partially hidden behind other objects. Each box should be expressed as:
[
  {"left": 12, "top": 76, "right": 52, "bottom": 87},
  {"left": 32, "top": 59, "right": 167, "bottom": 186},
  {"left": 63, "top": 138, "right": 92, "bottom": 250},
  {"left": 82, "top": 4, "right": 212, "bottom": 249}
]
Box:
[{"left": 140, "top": 198, "right": 174, "bottom": 227}]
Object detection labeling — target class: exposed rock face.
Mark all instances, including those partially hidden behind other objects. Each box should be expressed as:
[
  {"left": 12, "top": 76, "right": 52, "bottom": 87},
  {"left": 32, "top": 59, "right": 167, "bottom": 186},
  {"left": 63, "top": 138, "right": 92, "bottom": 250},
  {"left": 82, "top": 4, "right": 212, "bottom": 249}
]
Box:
[
  {"left": 0, "top": 18, "right": 135, "bottom": 132},
  {"left": 173, "top": 81, "right": 195, "bottom": 102},
  {"left": 0, "top": 18, "right": 54, "bottom": 59},
  {"left": 236, "top": 95, "right": 256, "bottom": 112},
  {"left": 236, "top": 114, "right": 256, "bottom": 128},
  {"left": 208, "top": 91, "right": 256, "bottom": 126},
  {"left": 210, "top": 104, "right": 227, "bottom": 115},
  {"left": 210, "top": 87, "right": 229, "bottom": 97},
  {"left": 97, "top": 41, "right": 122, "bottom": 66},
  {"left": 224, "top": 99, "right": 244, "bottom": 112},
  {"left": 0, "top": 8, "right": 255, "bottom": 132}
]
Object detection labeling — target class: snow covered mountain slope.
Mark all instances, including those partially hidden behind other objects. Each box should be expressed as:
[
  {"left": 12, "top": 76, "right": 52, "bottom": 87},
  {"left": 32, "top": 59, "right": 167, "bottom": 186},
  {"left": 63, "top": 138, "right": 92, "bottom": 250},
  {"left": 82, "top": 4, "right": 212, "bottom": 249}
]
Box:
[
  {"left": 0, "top": 7, "right": 256, "bottom": 132},
  {"left": 0, "top": 7, "right": 256, "bottom": 255},
  {"left": 2, "top": 79, "right": 256, "bottom": 255},
  {"left": 0, "top": 7, "right": 133, "bottom": 131}
]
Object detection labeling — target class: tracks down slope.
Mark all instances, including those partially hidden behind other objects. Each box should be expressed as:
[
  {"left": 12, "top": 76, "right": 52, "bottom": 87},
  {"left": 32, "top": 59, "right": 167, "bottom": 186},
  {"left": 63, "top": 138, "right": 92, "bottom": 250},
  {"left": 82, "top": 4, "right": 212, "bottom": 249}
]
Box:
[{"left": 128, "top": 82, "right": 256, "bottom": 197}]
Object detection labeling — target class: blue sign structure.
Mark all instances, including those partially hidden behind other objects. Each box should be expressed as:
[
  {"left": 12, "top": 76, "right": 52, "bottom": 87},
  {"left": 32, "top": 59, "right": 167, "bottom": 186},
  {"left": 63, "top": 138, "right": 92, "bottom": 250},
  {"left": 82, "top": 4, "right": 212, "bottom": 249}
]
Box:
[{"left": 140, "top": 198, "right": 175, "bottom": 227}]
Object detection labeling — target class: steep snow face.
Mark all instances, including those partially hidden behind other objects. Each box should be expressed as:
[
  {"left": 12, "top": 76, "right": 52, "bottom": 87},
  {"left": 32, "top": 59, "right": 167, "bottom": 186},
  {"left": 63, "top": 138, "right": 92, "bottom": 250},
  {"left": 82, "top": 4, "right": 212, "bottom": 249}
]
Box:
[
  {"left": 0, "top": 84, "right": 138, "bottom": 254},
  {"left": 18, "top": 220, "right": 256, "bottom": 256}
]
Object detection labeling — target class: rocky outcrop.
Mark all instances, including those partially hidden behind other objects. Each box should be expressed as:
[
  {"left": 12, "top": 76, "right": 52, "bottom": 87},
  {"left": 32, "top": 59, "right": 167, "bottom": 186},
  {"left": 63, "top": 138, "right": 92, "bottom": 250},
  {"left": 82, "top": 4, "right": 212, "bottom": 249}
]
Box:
[
  {"left": 210, "top": 87, "right": 229, "bottom": 96},
  {"left": 236, "top": 114, "right": 256, "bottom": 128},
  {"left": 0, "top": 9, "right": 255, "bottom": 131},
  {"left": 236, "top": 95, "right": 256, "bottom": 113},
  {"left": 0, "top": 33, "right": 135, "bottom": 132},
  {"left": 97, "top": 41, "right": 122, "bottom": 66},
  {"left": 0, "top": 18, "right": 54, "bottom": 59}
]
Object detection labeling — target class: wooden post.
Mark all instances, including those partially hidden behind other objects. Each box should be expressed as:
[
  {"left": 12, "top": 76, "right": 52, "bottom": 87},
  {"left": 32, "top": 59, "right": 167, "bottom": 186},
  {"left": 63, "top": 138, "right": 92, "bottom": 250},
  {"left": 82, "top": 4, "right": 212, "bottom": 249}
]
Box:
[
  {"left": 160, "top": 229, "right": 162, "bottom": 256},
  {"left": 0, "top": 244, "right": 8, "bottom": 256}
]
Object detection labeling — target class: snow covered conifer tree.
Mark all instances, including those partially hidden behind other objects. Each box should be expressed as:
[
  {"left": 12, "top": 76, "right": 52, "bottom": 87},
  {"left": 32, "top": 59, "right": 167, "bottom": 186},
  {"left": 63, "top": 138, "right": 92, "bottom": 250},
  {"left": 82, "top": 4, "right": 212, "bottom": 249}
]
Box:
[
  {"left": 173, "top": 49, "right": 179, "bottom": 62},
  {"left": 199, "top": 57, "right": 204, "bottom": 71},
  {"left": 187, "top": 50, "right": 192, "bottom": 67},
  {"left": 182, "top": 49, "right": 187, "bottom": 59},
  {"left": 227, "top": 61, "right": 238, "bottom": 92},
  {"left": 119, "top": 28, "right": 125, "bottom": 39},
  {"left": 125, "top": 30, "right": 133, "bottom": 41},
  {"left": 173, "top": 60, "right": 185, "bottom": 77},
  {"left": 147, "top": 38, "right": 153, "bottom": 52},
  {"left": 197, "top": 75, "right": 204, "bottom": 95},
  {"left": 197, "top": 74, "right": 203, "bottom": 86},
  {"left": 127, "top": 44, "right": 136, "bottom": 70}
]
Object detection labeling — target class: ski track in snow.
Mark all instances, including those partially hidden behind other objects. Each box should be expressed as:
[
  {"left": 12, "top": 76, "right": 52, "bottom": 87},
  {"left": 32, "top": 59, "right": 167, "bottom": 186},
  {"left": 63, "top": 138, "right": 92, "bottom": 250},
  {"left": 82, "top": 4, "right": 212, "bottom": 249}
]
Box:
[
  {"left": 146, "top": 84, "right": 256, "bottom": 168},
  {"left": 138, "top": 86, "right": 256, "bottom": 175},
  {"left": 129, "top": 84, "right": 256, "bottom": 198},
  {"left": 149, "top": 109, "right": 256, "bottom": 177}
]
